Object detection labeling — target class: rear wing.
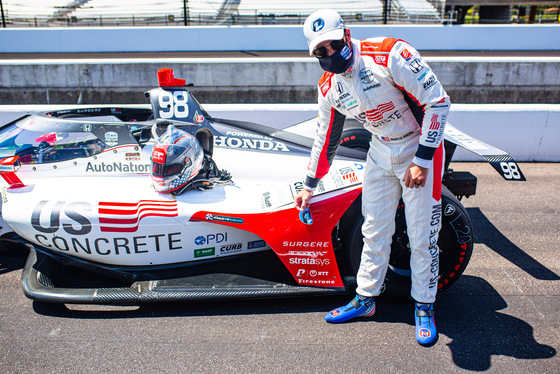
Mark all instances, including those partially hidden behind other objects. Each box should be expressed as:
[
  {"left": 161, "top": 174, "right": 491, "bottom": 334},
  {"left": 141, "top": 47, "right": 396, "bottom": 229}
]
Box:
[{"left": 444, "top": 123, "right": 526, "bottom": 181}]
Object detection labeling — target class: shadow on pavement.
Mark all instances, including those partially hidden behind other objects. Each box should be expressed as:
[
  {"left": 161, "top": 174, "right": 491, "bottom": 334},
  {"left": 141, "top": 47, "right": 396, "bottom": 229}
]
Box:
[
  {"left": 467, "top": 207, "right": 560, "bottom": 281},
  {"left": 437, "top": 275, "right": 556, "bottom": 370},
  {"left": 32, "top": 275, "right": 556, "bottom": 371},
  {"left": 0, "top": 242, "right": 28, "bottom": 275},
  {"left": 371, "top": 275, "right": 556, "bottom": 371}
]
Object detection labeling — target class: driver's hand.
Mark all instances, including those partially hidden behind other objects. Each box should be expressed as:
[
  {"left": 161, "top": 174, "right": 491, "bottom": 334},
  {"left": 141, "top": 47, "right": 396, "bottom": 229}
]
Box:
[
  {"left": 294, "top": 189, "right": 313, "bottom": 211},
  {"left": 403, "top": 162, "right": 429, "bottom": 188}
]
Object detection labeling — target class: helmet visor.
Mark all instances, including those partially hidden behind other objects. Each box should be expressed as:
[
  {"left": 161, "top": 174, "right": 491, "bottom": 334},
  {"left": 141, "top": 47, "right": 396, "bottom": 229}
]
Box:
[{"left": 151, "top": 158, "right": 192, "bottom": 177}]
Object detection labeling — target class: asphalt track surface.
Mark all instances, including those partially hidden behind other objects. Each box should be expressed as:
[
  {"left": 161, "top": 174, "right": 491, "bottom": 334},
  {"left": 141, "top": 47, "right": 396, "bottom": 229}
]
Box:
[{"left": 1, "top": 162, "right": 559, "bottom": 373}]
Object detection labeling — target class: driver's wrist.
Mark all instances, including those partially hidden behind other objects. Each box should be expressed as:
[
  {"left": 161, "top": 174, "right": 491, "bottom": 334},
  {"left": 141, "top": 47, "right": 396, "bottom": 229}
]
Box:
[
  {"left": 304, "top": 175, "right": 320, "bottom": 192},
  {"left": 412, "top": 156, "right": 431, "bottom": 169}
]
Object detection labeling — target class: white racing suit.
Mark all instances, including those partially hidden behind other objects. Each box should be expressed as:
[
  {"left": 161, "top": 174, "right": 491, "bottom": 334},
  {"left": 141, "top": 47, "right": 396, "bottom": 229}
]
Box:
[{"left": 304, "top": 37, "right": 450, "bottom": 303}]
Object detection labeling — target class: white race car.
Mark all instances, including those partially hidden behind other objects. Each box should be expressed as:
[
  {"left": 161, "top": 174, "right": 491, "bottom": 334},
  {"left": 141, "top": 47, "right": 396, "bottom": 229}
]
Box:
[{"left": 0, "top": 69, "right": 524, "bottom": 305}]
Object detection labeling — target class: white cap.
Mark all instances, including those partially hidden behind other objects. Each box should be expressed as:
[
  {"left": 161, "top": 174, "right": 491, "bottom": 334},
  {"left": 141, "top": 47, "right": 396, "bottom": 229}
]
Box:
[{"left": 303, "top": 9, "right": 346, "bottom": 55}]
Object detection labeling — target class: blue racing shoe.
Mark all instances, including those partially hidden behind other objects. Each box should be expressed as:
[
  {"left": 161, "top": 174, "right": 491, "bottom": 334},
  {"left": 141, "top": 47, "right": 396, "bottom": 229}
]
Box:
[
  {"left": 415, "top": 303, "right": 437, "bottom": 345},
  {"left": 325, "top": 295, "right": 376, "bottom": 323}
]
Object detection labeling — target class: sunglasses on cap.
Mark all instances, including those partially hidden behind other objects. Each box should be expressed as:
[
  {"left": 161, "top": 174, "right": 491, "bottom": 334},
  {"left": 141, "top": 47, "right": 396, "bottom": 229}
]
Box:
[{"left": 312, "top": 38, "right": 346, "bottom": 59}]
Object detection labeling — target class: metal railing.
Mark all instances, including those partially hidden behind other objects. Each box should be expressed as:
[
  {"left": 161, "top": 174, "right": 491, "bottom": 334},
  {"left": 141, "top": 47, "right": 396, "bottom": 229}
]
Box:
[
  {"left": 1, "top": 0, "right": 558, "bottom": 27},
  {"left": 0, "top": 0, "right": 442, "bottom": 27}
]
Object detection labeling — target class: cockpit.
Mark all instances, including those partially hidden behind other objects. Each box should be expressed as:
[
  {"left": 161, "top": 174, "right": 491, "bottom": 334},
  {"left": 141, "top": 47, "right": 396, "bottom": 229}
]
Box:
[{"left": 0, "top": 111, "right": 152, "bottom": 165}]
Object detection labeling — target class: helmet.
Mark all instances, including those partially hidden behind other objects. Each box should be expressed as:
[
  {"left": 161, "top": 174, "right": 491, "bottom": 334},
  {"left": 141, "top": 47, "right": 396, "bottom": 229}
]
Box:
[{"left": 150, "top": 125, "right": 204, "bottom": 193}]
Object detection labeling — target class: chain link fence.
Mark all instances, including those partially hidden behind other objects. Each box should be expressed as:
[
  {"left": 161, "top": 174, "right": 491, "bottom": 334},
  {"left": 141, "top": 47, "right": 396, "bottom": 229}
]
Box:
[
  {"left": 0, "top": 0, "right": 445, "bottom": 27},
  {"left": 1, "top": 0, "right": 557, "bottom": 27}
]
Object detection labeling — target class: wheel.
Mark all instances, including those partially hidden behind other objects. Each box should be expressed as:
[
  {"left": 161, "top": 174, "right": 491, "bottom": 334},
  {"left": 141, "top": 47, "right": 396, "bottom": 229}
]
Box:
[
  {"left": 339, "top": 187, "right": 473, "bottom": 299},
  {"left": 337, "top": 127, "right": 474, "bottom": 298},
  {"left": 433, "top": 188, "right": 474, "bottom": 292},
  {"left": 339, "top": 127, "right": 371, "bottom": 152},
  {"left": 387, "top": 187, "right": 474, "bottom": 293}
]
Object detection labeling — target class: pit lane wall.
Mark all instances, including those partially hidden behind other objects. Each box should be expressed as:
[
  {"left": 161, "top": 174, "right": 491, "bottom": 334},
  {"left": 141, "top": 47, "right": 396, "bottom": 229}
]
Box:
[
  {"left": 206, "top": 103, "right": 560, "bottom": 163},
  {"left": 1, "top": 56, "right": 559, "bottom": 105},
  {"left": 1, "top": 103, "right": 558, "bottom": 162},
  {"left": 1, "top": 25, "right": 560, "bottom": 104}
]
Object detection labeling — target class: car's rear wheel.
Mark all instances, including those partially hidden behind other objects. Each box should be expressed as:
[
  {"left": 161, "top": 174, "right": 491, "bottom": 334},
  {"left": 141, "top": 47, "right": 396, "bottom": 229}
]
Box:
[{"left": 337, "top": 128, "right": 474, "bottom": 299}]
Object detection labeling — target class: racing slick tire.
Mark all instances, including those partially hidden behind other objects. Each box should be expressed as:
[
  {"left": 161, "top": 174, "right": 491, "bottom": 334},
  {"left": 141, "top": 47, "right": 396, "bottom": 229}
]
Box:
[
  {"left": 339, "top": 127, "right": 371, "bottom": 153},
  {"left": 338, "top": 128, "right": 474, "bottom": 299}
]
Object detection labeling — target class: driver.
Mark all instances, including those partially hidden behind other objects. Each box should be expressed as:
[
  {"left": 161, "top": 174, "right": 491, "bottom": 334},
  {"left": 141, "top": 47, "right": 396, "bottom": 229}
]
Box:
[
  {"left": 293, "top": 9, "right": 450, "bottom": 346},
  {"left": 150, "top": 125, "right": 231, "bottom": 195}
]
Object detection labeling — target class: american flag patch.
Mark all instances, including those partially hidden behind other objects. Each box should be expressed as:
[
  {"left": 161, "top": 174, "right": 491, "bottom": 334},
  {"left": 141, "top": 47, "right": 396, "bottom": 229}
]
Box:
[
  {"left": 429, "top": 114, "right": 440, "bottom": 130},
  {"left": 98, "top": 200, "right": 178, "bottom": 232}
]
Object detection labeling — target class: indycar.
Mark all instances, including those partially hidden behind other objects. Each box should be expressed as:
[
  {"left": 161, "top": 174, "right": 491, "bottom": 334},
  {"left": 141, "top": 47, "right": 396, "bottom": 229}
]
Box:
[{"left": 0, "top": 68, "right": 525, "bottom": 304}]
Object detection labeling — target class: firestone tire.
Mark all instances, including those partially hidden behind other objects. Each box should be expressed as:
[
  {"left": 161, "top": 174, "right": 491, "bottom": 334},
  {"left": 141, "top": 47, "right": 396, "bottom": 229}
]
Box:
[
  {"left": 338, "top": 128, "right": 474, "bottom": 299},
  {"left": 339, "top": 127, "right": 371, "bottom": 153}
]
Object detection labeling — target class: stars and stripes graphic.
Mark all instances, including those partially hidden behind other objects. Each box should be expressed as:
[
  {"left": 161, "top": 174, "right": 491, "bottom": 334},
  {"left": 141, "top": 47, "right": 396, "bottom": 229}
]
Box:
[
  {"left": 365, "top": 102, "right": 395, "bottom": 122},
  {"left": 342, "top": 172, "right": 358, "bottom": 183},
  {"left": 429, "top": 114, "right": 440, "bottom": 130},
  {"left": 98, "top": 200, "right": 178, "bottom": 232},
  {"left": 340, "top": 166, "right": 359, "bottom": 183}
]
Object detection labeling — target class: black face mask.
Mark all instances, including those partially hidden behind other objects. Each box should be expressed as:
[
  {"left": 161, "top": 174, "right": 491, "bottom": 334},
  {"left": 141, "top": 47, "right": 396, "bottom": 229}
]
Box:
[{"left": 319, "top": 45, "right": 353, "bottom": 74}]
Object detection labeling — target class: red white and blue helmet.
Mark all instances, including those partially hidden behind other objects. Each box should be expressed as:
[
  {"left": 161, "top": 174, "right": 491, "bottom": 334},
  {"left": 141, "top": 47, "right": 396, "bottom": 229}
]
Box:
[{"left": 150, "top": 125, "right": 203, "bottom": 192}]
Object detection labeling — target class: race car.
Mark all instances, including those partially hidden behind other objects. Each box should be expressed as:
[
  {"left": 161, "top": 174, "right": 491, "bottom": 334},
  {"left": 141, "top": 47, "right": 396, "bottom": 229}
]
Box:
[{"left": 0, "top": 68, "right": 525, "bottom": 304}]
